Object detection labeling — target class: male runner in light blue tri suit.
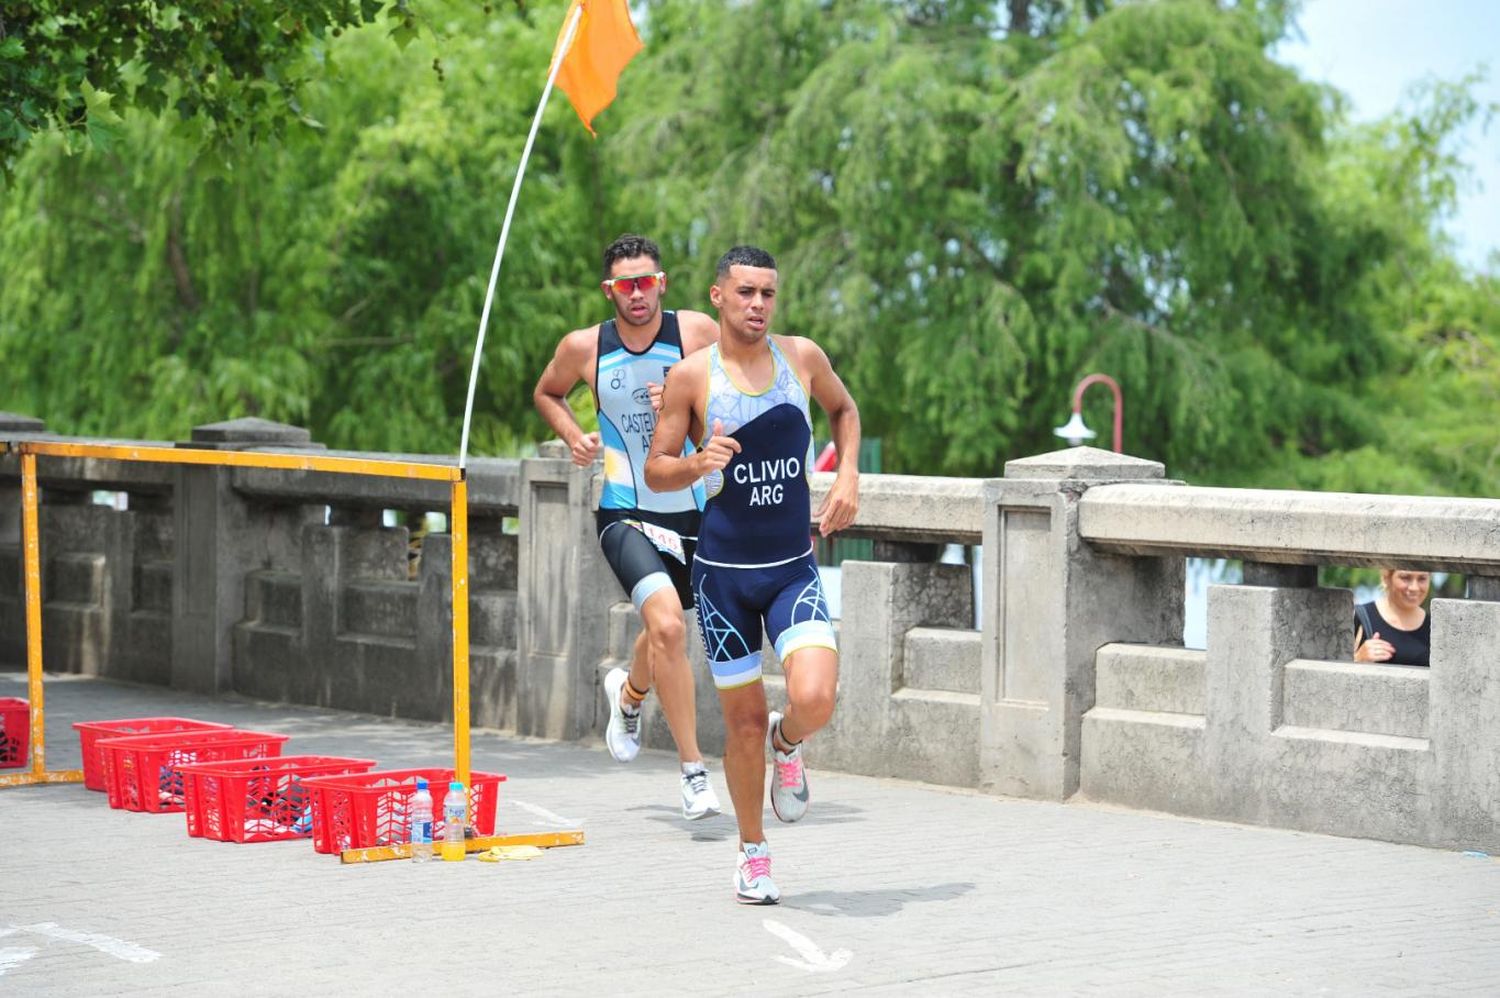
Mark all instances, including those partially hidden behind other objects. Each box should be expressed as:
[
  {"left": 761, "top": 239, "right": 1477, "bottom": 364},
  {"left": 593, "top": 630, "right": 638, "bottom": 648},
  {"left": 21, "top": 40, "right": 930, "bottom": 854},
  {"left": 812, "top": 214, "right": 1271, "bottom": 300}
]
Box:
[
  {"left": 533, "top": 234, "right": 723, "bottom": 821},
  {"left": 646, "top": 245, "right": 861, "bottom": 904}
]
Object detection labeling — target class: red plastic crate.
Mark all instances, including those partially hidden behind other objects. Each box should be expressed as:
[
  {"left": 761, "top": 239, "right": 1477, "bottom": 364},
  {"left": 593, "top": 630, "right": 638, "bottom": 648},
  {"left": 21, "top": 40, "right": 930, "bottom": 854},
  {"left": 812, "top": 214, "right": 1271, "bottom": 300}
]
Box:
[
  {"left": 73, "top": 717, "right": 232, "bottom": 791},
  {"left": 97, "top": 728, "right": 290, "bottom": 813},
  {"left": 0, "top": 698, "right": 28, "bottom": 770},
  {"left": 302, "top": 768, "right": 506, "bottom": 855},
  {"left": 179, "top": 756, "right": 378, "bottom": 843}
]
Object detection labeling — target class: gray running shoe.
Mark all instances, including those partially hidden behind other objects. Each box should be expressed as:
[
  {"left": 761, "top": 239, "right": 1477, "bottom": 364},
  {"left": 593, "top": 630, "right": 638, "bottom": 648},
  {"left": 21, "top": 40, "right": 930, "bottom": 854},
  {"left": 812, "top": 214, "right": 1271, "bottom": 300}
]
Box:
[
  {"left": 681, "top": 764, "right": 722, "bottom": 821},
  {"left": 767, "top": 710, "right": 809, "bottom": 823},
  {"left": 602, "top": 667, "right": 641, "bottom": 763}
]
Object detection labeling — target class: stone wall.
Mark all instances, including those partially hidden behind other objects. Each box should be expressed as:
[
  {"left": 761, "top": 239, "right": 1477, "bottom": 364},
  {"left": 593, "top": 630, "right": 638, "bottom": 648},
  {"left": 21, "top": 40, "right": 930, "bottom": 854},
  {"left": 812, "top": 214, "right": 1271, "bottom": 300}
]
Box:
[{"left": 5, "top": 412, "right": 1500, "bottom": 853}]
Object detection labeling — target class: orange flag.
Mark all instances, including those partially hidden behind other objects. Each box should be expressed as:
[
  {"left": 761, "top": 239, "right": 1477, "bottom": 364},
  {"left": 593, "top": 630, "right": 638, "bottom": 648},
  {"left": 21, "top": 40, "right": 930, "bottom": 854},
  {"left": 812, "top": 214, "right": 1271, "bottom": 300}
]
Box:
[{"left": 552, "top": 0, "right": 643, "bottom": 135}]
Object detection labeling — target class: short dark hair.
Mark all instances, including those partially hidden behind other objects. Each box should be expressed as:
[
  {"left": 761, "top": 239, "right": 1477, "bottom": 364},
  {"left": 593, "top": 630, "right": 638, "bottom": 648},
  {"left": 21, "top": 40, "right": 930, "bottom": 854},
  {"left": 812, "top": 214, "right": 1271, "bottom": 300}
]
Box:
[
  {"left": 602, "top": 234, "right": 661, "bottom": 278},
  {"left": 715, "top": 245, "right": 777, "bottom": 280}
]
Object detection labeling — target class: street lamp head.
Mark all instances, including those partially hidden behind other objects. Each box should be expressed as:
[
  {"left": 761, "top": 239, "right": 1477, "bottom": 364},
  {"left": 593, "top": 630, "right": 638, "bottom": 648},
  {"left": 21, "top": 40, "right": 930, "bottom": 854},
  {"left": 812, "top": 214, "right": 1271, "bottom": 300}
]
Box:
[{"left": 1053, "top": 410, "right": 1096, "bottom": 447}]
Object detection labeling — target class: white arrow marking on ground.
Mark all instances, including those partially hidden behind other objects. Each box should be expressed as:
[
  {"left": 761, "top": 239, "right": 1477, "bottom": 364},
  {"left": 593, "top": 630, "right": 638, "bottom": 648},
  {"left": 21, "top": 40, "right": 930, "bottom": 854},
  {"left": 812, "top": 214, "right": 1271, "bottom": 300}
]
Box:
[
  {"left": 763, "top": 918, "right": 852, "bottom": 973},
  {"left": 0, "top": 947, "right": 38, "bottom": 977},
  {"left": 16, "top": 923, "right": 161, "bottom": 964},
  {"left": 509, "top": 799, "right": 581, "bottom": 828}
]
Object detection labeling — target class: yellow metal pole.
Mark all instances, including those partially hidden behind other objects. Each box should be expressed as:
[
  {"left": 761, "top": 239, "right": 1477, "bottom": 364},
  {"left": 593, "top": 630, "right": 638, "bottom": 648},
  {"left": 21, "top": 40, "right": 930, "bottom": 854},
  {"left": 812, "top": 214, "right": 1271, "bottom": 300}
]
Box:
[
  {"left": 450, "top": 476, "right": 471, "bottom": 793},
  {"left": 21, "top": 441, "right": 462, "bottom": 481},
  {"left": 21, "top": 452, "right": 45, "bottom": 778},
  {"left": 0, "top": 439, "right": 452, "bottom": 792}
]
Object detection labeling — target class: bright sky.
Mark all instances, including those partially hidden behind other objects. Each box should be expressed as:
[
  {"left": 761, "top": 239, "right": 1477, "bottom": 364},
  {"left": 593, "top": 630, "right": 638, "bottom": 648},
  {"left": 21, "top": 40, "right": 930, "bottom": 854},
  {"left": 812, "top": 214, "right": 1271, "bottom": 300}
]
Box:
[{"left": 1275, "top": 0, "right": 1499, "bottom": 272}]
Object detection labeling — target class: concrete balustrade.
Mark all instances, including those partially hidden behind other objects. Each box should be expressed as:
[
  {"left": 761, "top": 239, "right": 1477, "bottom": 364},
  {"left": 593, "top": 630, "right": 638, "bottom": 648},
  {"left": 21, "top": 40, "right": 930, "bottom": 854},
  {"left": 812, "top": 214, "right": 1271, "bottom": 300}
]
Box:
[
  {"left": 4, "top": 412, "right": 1499, "bottom": 852},
  {"left": 1077, "top": 481, "right": 1500, "bottom": 852}
]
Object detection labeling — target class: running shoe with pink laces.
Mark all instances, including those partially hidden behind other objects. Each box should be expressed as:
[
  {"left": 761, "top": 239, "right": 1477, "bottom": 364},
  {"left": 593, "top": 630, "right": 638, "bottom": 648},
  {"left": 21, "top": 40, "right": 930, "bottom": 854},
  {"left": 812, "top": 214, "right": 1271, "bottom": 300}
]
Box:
[
  {"left": 735, "top": 841, "right": 780, "bottom": 905},
  {"left": 767, "top": 710, "right": 809, "bottom": 823}
]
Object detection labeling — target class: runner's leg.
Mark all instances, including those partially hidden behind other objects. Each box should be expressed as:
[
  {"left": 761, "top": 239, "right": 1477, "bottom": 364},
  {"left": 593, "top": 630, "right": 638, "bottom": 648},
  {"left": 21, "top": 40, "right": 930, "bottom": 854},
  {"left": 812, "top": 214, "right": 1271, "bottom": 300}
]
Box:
[
  {"left": 638, "top": 586, "right": 702, "bottom": 764},
  {"left": 776, "top": 645, "right": 838, "bottom": 746},
  {"left": 718, "top": 680, "right": 769, "bottom": 846}
]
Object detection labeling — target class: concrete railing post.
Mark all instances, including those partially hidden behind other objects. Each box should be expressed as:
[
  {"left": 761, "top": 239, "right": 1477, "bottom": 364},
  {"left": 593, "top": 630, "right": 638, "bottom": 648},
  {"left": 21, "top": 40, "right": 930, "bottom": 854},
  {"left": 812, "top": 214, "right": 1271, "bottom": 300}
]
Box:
[
  {"left": 171, "top": 418, "right": 321, "bottom": 694},
  {"left": 980, "top": 447, "right": 1183, "bottom": 800},
  {"left": 516, "top": 444, "right": 614, "bottom": 740},
  {"left": 1431, "top": 598, "right": 1500, "bottom": 850},
  {"left": 829, "top": 559, "right": 976, "bottom": 783},
  {"left": 0, "top": 413, "right": 47, "bottom": 668},
  {"left": 1203, "top": 584, "right": 1351, "bottom": 823}
]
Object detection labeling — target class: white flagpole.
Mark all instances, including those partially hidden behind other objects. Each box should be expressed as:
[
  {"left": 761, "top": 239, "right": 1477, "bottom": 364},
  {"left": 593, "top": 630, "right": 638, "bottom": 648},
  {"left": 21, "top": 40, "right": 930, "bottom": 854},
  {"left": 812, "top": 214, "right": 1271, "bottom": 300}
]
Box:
[{"left": 458, "top": 1, "right": 586, "bottom": 470}]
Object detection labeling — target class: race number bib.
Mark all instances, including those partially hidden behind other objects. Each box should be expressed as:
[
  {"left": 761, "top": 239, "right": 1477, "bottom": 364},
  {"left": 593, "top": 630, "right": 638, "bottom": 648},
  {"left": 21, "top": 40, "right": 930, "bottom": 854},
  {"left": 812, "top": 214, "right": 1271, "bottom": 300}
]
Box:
[{"left": 635, "top": 520, "right": 687, "bottom": 565}]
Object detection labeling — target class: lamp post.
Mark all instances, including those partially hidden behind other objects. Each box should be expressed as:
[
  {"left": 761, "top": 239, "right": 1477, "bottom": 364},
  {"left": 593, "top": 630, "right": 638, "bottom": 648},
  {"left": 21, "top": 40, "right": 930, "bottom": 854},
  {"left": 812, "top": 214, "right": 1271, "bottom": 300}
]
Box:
[{"left": 1053, "top": 373, "right": 1123, "bottom": 453}]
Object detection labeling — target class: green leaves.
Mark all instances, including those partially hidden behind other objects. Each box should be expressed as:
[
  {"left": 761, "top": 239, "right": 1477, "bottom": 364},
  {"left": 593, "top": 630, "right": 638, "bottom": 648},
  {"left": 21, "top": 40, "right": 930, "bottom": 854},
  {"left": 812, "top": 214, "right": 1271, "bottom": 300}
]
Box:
[
  {"left": 0, "top": 1, "right": 454, "bottom": 178},
  {"left": 1, "top": 0, "right": 1494, "bottom": 495},
  {"left": 0, "top": 2, "right": 581, "bottom": 457}
]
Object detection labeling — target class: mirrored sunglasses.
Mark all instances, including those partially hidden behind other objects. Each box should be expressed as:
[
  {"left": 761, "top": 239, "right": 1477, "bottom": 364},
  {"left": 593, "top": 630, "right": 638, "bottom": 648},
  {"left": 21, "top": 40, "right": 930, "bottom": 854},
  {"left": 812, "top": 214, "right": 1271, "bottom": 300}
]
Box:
[{"left": 603, "top": 271, "right": 664, "bottom": 295}]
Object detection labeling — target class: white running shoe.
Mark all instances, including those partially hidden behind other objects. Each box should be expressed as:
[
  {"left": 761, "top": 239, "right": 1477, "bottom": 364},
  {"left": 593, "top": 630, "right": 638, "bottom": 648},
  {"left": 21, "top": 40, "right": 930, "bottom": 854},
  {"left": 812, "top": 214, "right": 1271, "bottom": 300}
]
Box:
[
  {"left": 767, "top": 711, "right": 809, "bottom": 823},
  {"left": 602, "top": 667, "right": 641, "bottom": 763},
  {"left": 680, "top": 764, "right": 722, "bottom": 821},
  {"left": 735, "top": 841, "right": 780, "bottom": 905}
]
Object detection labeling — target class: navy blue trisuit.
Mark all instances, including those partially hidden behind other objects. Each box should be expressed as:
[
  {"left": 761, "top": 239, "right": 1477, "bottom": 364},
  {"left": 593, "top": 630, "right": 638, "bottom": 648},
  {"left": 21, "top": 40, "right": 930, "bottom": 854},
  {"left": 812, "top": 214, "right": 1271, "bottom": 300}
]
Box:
[{"left": 691, "top": 338, "right": 837, "bottom": 689}]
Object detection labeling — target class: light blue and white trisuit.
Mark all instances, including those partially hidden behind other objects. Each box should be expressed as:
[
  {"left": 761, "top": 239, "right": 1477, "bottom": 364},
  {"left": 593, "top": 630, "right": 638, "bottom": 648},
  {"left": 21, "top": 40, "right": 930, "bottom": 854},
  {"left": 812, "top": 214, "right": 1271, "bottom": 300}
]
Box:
[
  {"left": 691, "top": 338, "right": 837, "bottom": 690},
  {"left": 594, "top": 311, "right": 705, "bottom": 611}
]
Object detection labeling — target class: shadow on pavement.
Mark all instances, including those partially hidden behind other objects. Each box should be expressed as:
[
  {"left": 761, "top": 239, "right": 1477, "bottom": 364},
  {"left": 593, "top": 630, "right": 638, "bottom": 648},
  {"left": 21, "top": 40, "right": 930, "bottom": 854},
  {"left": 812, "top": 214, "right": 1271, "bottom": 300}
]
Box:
[{"left": 782, "top": 881, "right": 976, "bottom": 918}]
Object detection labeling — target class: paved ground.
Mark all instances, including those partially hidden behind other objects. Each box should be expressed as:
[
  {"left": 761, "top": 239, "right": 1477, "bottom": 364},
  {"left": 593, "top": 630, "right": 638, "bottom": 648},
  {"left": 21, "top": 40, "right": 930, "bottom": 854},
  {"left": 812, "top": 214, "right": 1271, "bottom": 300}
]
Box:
[{"left": 3, "top": 672, "right": 1499, "bottom": 996}]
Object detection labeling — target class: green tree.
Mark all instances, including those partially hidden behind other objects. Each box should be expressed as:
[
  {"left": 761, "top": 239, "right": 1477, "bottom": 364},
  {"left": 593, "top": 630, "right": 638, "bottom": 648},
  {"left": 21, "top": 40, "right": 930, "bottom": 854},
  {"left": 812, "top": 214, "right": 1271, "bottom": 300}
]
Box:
[
  {"left": 3, "top": 0, "right": 1496, "bottom": 498},
  {"left": 0, "top": 1, "right": 453, "bottom": 178},
  {"left": 0, "top": 2, "right": 596, "bottom": 454},
  {"left": 602, "top": 0, "right": 1495, "bottom": 494}
]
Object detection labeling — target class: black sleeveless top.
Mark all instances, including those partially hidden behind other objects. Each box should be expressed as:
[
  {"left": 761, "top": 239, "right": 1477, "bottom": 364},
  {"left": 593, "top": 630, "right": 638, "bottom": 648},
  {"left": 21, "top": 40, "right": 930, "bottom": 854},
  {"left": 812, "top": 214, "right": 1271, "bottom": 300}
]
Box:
[{"left": 1355, "top": 601, "right": 1430, "bottom": 668}]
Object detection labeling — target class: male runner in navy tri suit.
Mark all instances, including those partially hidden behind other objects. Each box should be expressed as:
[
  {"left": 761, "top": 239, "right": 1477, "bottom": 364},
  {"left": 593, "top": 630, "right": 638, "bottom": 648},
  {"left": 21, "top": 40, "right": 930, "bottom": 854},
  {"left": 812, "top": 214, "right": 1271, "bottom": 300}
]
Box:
[
  {"left": 533, "top": 234, "right": 723, "bottom": 821},
  {"left": 645, "top": 245, "right": 861, "bottom": 903}
]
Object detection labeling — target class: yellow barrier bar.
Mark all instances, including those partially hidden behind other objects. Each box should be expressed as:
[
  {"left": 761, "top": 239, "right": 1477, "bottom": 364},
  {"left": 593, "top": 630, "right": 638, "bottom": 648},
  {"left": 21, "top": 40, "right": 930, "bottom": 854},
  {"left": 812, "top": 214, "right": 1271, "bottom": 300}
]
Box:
[
  {"left": 340, "top": 829, "right": 585, "bottom": 864},
  {"left": 19, "top": 441, "right": 461, "bottom": 482},
  {"left": 21, "top": 452, "right": 45, "bottom": 778},
  {"left": 451, "top": 476, "right": 471, "bottom": 792},
  {"left": 0, "top": 769, "right": 84, "bottom": 788},
  {"left": 4, "top": 438, "right": 479, "bottom": 804}
]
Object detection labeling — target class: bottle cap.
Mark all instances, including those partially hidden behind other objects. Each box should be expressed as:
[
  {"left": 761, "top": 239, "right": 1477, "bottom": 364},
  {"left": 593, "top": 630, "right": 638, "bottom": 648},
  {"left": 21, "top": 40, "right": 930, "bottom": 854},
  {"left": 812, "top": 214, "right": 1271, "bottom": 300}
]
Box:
[
  {"left": 450, "top": 781, "right": 464, "bottom": 792},
  {"left": 415, "top": 777, "right": 428, "bottom": 790}
]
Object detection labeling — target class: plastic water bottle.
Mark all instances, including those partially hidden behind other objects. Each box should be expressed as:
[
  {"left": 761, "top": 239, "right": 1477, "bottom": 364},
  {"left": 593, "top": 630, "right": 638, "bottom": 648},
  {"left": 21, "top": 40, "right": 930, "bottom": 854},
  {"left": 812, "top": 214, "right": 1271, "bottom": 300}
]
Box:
[
  {"left": 441, "top": 780, "right": 466, "bottom": 862},
  {"left": 409, "top": 777, "right": 434, "bottom": 863}
]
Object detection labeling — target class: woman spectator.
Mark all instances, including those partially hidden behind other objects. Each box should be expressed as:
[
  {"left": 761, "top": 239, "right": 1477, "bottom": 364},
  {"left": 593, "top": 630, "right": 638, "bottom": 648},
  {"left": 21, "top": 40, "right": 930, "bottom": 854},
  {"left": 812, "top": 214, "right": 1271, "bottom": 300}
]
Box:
[{"left": 1353, "top": 569, "right": 1431, "bottom": 667}]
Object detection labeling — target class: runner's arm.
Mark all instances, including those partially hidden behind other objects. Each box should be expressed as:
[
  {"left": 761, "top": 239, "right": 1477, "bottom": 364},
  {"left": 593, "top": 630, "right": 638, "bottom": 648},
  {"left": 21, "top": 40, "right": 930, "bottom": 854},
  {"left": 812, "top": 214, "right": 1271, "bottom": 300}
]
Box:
[
  {"left": 797, "top": 338, "right": 860, "bottom": 536},
  {"left": 645, "top": 354, "right": 738, "bottom": 492},
  {"left": 532, "top": 329, "right": 600, "bottom": 467}
]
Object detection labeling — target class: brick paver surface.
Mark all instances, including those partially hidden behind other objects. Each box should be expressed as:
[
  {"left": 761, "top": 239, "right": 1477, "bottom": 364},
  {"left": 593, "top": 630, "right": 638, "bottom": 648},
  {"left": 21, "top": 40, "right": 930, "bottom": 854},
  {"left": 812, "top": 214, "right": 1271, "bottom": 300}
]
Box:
[{"left": 3, "top": 672, "right": 1498, "bottom": 996}]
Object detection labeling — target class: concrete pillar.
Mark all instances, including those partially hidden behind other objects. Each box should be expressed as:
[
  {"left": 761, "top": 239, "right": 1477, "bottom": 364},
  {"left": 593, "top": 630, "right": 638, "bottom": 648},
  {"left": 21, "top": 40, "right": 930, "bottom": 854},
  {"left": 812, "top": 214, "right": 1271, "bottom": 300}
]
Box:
[
  {"left": 825, "top": 559, "right": 977, "bottom": 784},
  {"left": 1430, "top": 598, "right": 1500, "bottom": 851},
  {"left": 979, "top": 447, "right": 1183, "bottom": 800},
  {"left": 1203, "top": 584, "right": 1350, "bottom": 824},
  {"left": 0, "top": 414, "right": 46, "bottom": 668},
  {"left": 515, "top": 446, "right": 614, "bottom": 740},
  {"left": 295, "top": 522, "right": 411, "bottom": 712},
  {"left": 171, "top": 418, "right": 321, "bottom": 694}
]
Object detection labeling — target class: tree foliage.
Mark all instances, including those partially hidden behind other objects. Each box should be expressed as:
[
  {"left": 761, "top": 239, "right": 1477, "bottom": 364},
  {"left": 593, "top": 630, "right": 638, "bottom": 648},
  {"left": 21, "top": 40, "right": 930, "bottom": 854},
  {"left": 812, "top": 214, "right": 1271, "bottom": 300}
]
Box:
[
  {"left": 1, "top": 0, "right": 1495, "bottom": 497},
  {"left": 0, "top": 2, "right": 590, "bottom": 453},
  {"left": 0, "top": 1, "right": 455, "bottom": 179}
]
